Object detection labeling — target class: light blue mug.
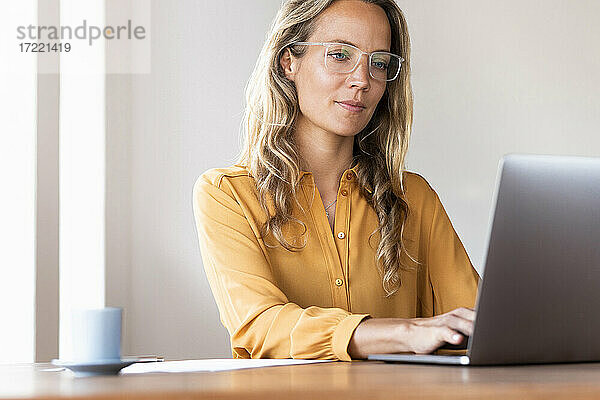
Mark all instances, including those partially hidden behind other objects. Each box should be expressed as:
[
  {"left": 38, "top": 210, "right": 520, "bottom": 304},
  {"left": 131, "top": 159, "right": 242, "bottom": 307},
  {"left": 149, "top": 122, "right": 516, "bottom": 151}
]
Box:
[{"left": 71, "top": 307, "right": 122, "bottom": 362}]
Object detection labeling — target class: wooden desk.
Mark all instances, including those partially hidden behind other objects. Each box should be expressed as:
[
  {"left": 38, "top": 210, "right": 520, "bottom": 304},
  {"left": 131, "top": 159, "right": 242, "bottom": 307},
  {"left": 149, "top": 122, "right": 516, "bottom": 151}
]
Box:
[{"left": 2, "top": 360, "right": 600, "bottom": 399}]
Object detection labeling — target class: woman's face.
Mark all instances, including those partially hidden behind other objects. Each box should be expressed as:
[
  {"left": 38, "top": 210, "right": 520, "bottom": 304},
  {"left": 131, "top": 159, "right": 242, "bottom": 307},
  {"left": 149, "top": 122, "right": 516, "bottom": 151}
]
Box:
[{"left": 282, "top": 0, "right": 391, "bottom": 138}]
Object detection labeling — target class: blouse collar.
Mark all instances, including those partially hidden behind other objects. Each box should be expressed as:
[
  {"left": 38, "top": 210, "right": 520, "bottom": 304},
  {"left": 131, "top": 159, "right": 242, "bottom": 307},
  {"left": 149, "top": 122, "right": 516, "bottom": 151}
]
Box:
[{"left": 234, "top": 163, "right": 372, "bottom": 194}]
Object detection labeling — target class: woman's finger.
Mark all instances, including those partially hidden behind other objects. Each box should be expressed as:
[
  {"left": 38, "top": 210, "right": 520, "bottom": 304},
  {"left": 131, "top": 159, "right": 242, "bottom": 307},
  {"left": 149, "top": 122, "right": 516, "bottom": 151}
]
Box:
[
  {"left": 440, "top": 327, "right": 463, "bottom": 345},
  {"left": 445, "top": 314, "right": 474, "bottom": 337},
  {"left": 450, "top": 307, "right": 476, "bottom": 322}
]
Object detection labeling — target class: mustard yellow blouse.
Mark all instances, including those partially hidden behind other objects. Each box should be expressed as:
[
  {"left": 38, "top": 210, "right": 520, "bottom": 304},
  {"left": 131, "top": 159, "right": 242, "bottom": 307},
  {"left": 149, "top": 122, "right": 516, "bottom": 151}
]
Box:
[{"left": 192, "top": 163, "right": 480, "bottom": 361}]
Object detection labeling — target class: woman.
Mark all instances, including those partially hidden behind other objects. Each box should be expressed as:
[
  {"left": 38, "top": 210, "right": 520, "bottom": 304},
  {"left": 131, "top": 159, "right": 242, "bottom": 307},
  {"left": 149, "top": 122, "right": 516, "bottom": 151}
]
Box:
[{"left": 193, "top": 0, "right": 480, "bottom": 361}]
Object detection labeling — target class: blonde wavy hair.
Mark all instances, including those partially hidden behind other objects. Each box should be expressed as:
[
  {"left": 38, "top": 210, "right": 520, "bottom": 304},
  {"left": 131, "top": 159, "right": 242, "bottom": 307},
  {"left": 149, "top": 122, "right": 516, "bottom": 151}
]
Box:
[{"left": 237, "top": 0, "right": 416, "bottom": 296}]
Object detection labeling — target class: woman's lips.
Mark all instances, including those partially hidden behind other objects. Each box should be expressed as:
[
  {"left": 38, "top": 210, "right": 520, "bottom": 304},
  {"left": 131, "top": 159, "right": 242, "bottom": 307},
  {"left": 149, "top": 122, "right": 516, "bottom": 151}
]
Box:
[{"left": 336, "top": 101, "right": 365, "bottom": 113}]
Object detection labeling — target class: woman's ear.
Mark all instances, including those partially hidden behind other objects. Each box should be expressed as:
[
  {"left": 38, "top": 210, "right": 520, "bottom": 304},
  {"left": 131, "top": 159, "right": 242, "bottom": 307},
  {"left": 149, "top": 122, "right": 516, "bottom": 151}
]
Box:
[{"left": 279, "top": 48, "right": 297, "bottom": 81}]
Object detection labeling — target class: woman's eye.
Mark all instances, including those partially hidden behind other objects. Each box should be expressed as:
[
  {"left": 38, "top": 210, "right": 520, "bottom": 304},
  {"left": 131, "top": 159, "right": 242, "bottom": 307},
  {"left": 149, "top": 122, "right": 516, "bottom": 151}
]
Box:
[
  {"left": 328, "top": 52, "right": 349, "bottom": 61},
  {"left": 372, "top": 61, "right": 388, "bottom": 70}
]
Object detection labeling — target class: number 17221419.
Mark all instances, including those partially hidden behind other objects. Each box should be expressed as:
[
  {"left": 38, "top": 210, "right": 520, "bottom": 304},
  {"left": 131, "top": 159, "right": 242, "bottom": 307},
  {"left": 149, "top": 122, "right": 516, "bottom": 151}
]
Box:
[{"left": 19, "top": 42, "right": 71, "bottom": 52}]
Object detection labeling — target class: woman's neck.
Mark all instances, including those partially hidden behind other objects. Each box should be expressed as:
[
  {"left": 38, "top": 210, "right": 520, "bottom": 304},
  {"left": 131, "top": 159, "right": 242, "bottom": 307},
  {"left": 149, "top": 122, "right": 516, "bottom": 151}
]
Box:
[{"left": 294, "top": 126, "right": 355, "bottom": 202}]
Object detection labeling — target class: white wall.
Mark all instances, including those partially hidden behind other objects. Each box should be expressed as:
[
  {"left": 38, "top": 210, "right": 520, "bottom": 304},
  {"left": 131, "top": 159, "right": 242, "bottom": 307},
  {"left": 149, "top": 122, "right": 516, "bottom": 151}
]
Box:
[
  {"left": 106, "top": 0, "right": 600, "bottom": 359},
  {"left": 403, "top": 0, "right": 600, "bottom": 272},
  {"left": 107, "top": 0, "right": 283, "bottom": 359}
]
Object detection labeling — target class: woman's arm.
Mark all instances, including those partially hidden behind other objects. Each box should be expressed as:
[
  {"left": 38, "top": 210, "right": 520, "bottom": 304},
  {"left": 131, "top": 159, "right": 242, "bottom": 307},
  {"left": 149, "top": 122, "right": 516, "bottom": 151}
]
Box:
[
  {"left": 347, "top": 308, "right": 475, "bottom": 359},
  {"left": 193, "top": 172, "right": 370, "bottom": 361},
  {"left": 424, "top": 187, "right": 480, "bottom": 315},
  {"left": 347, "top": 178, "right": 480, "bottom": 360}
]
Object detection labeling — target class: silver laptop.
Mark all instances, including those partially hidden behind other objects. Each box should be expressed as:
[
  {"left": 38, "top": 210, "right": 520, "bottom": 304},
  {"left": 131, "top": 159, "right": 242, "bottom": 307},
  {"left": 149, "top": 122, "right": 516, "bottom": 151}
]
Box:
[{"left": 368, "top": 154, "right": 600, "bottom": 365}]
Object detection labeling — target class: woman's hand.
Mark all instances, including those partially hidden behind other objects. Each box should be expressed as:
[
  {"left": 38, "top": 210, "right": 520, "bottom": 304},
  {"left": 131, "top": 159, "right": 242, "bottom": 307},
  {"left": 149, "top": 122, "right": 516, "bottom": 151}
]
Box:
[
  {"left": 403, "top": 307, "right": 475, "bottom": 354},
  {"left": 347, "top": 307, "right": 476, "bottom": 359}
]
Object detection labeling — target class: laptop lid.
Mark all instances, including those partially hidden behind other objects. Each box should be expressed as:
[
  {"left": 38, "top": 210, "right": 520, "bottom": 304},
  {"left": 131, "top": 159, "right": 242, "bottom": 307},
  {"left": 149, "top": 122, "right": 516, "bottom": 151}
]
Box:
[{"left": 468, "top": 154, "right": 600, "bottom": 365}]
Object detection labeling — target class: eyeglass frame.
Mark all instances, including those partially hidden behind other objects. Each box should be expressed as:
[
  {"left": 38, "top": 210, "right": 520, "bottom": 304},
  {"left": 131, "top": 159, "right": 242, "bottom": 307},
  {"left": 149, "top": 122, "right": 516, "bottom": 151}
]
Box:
[{"left": 286, "top": 41, "right": 405, "bottom": 82}]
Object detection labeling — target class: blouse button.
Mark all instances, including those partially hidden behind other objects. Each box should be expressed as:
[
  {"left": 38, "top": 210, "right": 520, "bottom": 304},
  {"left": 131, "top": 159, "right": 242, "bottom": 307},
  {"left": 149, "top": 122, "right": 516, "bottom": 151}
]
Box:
[
  {"left": 337, "top": 231, "right": 345, "bottom": 239},
  {"left": 346, "top": 172, "right": 353, "bottom": 180},
  {"left": 341, "top": 189, "right": 348, "bottom": 196},
  {"left": 335, "top": 278, "right": 344, "bottom": 286}
]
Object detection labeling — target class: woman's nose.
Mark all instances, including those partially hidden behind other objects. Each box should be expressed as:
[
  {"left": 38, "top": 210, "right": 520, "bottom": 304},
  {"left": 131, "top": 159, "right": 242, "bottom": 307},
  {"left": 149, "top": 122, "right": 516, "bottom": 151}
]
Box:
[{"left": 347, "top": 55, "right": 371, "bottom": 90}]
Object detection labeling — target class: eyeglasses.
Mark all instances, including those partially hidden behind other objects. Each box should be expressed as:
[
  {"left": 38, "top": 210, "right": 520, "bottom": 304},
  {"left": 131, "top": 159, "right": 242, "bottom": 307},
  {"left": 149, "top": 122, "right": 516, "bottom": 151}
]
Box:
[{"left": 289, "top": 41, "right": 404, "bottom": 82}]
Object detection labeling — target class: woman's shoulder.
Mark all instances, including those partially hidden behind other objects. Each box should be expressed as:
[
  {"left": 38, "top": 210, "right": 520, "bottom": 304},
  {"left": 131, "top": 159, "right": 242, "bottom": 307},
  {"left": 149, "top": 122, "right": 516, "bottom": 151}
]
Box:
[
  {"left": 194, "top": 164, "right": 253, "bottom": 189},
  {"left": 403, "top": 170, "right": 435, "bottom": 193},
  {"left": 402, "top": 170, "right": 440, "bottom": 207},
  {"left": 193, "top": 164, "right": 260, "bottom": 213}
]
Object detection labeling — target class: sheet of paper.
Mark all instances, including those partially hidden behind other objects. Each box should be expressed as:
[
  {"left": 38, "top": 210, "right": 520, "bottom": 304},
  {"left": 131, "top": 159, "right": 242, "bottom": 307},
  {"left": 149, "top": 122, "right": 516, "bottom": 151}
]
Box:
[{"left": 120, "top": 358, "right": 336, "bottom": 374}]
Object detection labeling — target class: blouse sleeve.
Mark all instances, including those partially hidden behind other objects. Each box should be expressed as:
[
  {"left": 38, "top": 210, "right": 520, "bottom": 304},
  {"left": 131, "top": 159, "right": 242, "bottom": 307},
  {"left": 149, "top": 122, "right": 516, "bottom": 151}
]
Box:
[
  {"left": 421, "top": 189, "right": 481, "bottom": 317},
  {"left": 192, "top": 173, "right": 371, "bottom": 361}
]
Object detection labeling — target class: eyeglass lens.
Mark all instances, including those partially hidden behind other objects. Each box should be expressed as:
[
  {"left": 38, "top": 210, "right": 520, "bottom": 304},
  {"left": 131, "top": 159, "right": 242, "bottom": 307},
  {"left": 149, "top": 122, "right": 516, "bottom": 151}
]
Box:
[{"left": 325, "top": 43, "right": 401, "bottom": 81}]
